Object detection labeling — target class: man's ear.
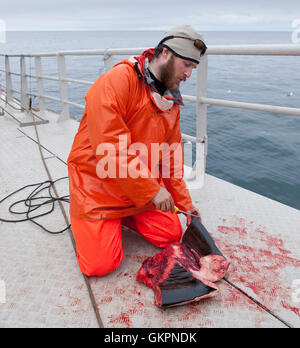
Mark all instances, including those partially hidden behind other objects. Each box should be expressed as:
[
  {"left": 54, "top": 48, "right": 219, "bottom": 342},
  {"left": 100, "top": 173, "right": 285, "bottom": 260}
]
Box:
[{"left": 161, "top": 47, "right": 171, "bottom": 60}]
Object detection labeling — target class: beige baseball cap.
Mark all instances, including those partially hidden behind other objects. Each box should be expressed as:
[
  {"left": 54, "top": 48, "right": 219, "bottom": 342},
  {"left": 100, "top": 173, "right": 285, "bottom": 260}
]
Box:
[{"left": 158, "top": 25, "right": 206, "bottom": 64}]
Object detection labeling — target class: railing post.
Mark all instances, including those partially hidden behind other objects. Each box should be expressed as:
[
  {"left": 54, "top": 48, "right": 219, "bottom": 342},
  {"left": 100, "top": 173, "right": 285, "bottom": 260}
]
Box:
[
  {"left": 20, "top": 56, "right": 30, "bottom": 112},
  {"left": 5, "top": 55, "right": 13, "bottom": 103},
  {"left": 57, "top": 53, "right": 70, "bottom": 122},
  {"left": 104, "top": 53, "right": 115, "bottom": 71},
  {"left": 190, "top": 53, "right": 208, "bottom": 189},
  {"left": 197, "top": 54, "right": 208, "bottom": 156},
  {"left": 34, "top": 56, "right": 46, "bottom": 114}
]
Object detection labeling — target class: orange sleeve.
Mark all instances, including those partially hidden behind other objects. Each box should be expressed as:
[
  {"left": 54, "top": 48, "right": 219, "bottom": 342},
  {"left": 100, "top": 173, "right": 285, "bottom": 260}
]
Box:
[
  {"left": 85, "top": 65, "right": 160, "bottom": 207},
  {"left": 161, "top": 109, "right": 194, "bottom": 211}
]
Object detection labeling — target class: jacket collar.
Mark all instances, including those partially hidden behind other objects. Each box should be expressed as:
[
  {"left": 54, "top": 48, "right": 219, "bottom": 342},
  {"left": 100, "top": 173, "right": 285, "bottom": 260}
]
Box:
[{"left": 130, "top": 49, "right": 184, "bottom": 109}]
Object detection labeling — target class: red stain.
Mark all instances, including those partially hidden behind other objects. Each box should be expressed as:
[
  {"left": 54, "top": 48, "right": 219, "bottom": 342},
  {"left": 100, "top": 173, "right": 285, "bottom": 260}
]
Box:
[
  {"left": 108, "top": 305, "right": 142, "bottom": 328},
  {"left": 126, "top": 253, "right": 149, "bottom": 263},
  {"left": 218, "top": 225, "right": 247, "bottom": 238},
  {"left": 98, "top": 296, "right": 113, "bottom": 305},
  {"left": 221, "top": 281, "right": 265, "bottom": 314},
  {"left": 135, "top": 299, "right": 144, "bottom": 306},
  {"left": 66, "top": 289, "right": 81, "bottom": 307},
  {"left": 108, "top": 312, "right": 131, "bottom": 328},
  {"left": 114, "top": 287, "right": 125, "bottom": 295},
  {"left": 116, "top": 271, "right": 130, "bottom": 278},
  {"left": 216, "top": 216, "right": 300, "bottom": 317},
  {"left": 281, "top": 301, "right": 300, "bottom": 317}
]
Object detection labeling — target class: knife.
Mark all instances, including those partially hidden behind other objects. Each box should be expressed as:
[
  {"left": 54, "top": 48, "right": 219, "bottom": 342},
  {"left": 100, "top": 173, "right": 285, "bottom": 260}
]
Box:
[{"left": 174, "top": 206, "right": 200, "bottom": 218}]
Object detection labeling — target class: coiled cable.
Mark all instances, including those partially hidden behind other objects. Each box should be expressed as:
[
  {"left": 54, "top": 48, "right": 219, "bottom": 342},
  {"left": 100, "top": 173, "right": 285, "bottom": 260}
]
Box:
[{"left": 0, "top": 177, "right": 70, "bottom": 234}]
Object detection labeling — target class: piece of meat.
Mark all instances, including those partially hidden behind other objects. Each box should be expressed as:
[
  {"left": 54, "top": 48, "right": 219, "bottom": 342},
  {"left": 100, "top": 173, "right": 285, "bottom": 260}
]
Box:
[
  {"left": 195, "top": 254, "right": 230, "bottom": 283},
  {"left": 136, "top": 218, "right": 230, "bottom": 308},
  {"left": 136, "top": 245, "right": 229, "bottom": 308},
  {"left": 153, "top": 263, "right": 218, "bottom": 308},
  {"left": 136, "top": 243, "right": 200, "bottom": 288}
]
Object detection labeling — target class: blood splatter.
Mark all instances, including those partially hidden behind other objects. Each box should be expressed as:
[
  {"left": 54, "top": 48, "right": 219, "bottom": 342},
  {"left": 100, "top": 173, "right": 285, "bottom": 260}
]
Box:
[
  {"left": 280, "top": 301, "right": 300, "bottom": 317},
  {"left": 216, "top": 216, "right": 300, "bottom": 318},
  {"left": 107, "top": 304, "right": 143, "bottom": 328},
  {"left": 108, "top": 311, "right": 131, "bottom": 328}
]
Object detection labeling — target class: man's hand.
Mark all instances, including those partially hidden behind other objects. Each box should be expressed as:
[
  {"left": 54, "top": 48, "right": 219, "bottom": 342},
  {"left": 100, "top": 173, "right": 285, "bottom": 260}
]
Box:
[
  {"left": 151, "top": 187, "right": 175, "bottom": 213},
  {"left": 186, "top": 207, "right": 202, "bottom": 226}
]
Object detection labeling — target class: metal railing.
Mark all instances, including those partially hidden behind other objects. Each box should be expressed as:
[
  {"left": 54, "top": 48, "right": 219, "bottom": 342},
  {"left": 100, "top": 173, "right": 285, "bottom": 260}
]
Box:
[{"left": 1, "top": 44, "right": 300, "bottom": 187}]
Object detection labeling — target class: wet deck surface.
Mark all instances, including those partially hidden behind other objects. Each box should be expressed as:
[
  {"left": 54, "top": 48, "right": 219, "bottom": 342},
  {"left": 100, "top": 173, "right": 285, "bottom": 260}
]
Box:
[{"left": 0, "top": 101, "right": 299, "bottom": 328}]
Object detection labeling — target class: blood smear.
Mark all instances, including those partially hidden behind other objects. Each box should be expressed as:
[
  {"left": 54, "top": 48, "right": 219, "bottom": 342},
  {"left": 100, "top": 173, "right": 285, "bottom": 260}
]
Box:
[{"left": 216, "top": 216, "right": 300, "bottom": 317}]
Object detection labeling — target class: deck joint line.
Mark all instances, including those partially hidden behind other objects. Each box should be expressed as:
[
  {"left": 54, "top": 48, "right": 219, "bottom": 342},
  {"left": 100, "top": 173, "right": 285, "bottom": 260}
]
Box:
[
  {"left": 223, "top": 278, "right": 293, "bottom": 328},
  {"left": 17, "top": 128, "right": 68, "bottom": 166}
]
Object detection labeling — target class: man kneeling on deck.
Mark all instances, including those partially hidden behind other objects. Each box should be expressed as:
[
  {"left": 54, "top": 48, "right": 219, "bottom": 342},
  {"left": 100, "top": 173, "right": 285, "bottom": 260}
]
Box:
[{"left": 67, "top": 25, "right": 206, "bottom": 277}]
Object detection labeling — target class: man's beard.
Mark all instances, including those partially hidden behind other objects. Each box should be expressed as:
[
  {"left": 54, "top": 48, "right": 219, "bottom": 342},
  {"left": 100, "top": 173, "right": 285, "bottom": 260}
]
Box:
[{"left": 159, "top": 55, "right": 178, "bottom": 92}]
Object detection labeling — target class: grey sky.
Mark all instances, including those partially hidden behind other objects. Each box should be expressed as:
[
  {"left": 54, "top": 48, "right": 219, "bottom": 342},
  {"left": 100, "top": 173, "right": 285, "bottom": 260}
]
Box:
[{"left": 2, "top": 0, "right": 300, "bottom": 31}]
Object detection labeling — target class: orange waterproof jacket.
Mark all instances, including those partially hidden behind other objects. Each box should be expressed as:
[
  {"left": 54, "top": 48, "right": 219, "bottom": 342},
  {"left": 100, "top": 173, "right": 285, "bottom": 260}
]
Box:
[{"left": 67, "top": 50, "right": 194, "bottom": 220}]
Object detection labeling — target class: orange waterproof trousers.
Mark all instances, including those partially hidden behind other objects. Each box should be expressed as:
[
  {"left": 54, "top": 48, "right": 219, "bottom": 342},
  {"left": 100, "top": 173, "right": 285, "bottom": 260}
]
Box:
[{"left": 70, "top": 209, "right": 182, "bottom": 277}]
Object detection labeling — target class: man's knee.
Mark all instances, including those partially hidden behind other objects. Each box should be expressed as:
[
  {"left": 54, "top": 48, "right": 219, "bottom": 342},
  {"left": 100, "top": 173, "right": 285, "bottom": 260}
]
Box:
[
  {"left": 77, "top": 250, "right": 124, "bottom": 277},
  {"left": 70, "top": 216, "right": 124, "bottom": 277}
]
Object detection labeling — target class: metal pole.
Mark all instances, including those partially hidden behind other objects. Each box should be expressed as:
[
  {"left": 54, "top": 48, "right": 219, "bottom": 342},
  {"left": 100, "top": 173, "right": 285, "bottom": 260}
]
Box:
[
  {"left": 57, "top": 54, "right": 70, "bottom": 121},
  {"left": 190, "top": 54, "right": 208, "bottom": 189},
  {"left": 200, "top": 96, "right": 300, "bottom": 117},
  {"left": 20, "top": 56, "right": 29, "bottom": 112},
  {"left": 5, "top": 55, "right": 13, "bottom": 103},
  {"left": 196, "top": 54, "right": 208, "bottom": 148},
  {"left": 35, "top": 56, "right": 46, "bottom": 114}
]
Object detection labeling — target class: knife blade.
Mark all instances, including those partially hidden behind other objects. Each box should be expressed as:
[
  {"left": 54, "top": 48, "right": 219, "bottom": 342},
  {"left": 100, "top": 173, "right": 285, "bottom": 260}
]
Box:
[{"left": 174, "top": 206, "right": 199, "bottom": 218}]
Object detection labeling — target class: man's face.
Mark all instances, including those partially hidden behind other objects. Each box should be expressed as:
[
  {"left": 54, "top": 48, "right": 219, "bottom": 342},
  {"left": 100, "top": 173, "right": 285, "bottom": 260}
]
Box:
[{"left": 159, "top": 52, "right": 198, "bottom": 91}]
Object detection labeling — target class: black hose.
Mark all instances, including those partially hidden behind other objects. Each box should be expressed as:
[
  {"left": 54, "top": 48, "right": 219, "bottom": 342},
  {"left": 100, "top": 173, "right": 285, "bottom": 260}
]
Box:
[{"left": 0, "top": 177, "right": 70, "bottom": 234}]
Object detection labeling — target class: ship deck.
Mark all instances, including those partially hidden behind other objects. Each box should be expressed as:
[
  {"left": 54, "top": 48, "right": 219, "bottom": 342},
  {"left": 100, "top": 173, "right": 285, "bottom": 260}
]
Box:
[{"left": 0, "top": 98, "right": 299, "bottom": 328}]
